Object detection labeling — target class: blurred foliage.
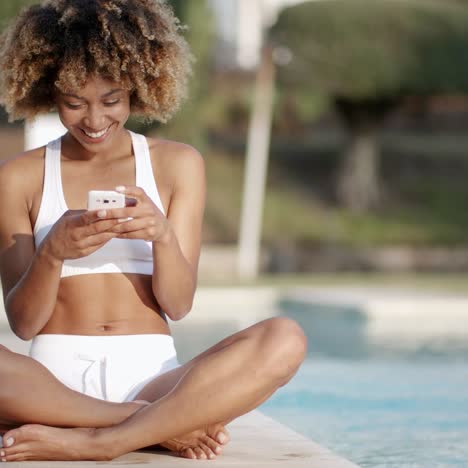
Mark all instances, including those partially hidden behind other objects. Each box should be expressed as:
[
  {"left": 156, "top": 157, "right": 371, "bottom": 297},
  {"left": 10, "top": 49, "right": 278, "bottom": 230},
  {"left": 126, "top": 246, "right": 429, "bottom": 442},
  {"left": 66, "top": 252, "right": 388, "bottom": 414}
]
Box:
[
  {"left": 150, "top": 0, "right": 215, "bottom": 150},
  {"left": 0, "top": 0, "right": 36, "bottom": 28},
  {"left": 270, "top": 0, "right": 468, "bottom": 98},
  {"left": 0, "top": 1, "right": 42, "bottom": 124},
  {"left": 270, "top": 0, "right": 468, "bottom": 212},
  {"left": 204, "top": 132, "right": 468, "bottom": 248}
]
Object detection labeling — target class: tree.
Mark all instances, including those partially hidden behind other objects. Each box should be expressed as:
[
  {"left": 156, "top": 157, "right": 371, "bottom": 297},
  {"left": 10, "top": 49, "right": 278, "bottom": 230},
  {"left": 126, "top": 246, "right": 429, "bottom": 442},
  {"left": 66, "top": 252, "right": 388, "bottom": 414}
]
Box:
[{"left": 270, "top": 0, "right": 468, "bottom": 212}]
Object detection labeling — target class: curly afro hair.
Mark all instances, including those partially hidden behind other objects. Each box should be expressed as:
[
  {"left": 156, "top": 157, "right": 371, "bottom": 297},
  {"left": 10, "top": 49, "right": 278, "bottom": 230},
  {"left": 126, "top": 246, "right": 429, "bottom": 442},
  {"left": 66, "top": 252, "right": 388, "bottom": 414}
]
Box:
[{"left": 0, "top": 0, "right": 193, "bottom": 122}]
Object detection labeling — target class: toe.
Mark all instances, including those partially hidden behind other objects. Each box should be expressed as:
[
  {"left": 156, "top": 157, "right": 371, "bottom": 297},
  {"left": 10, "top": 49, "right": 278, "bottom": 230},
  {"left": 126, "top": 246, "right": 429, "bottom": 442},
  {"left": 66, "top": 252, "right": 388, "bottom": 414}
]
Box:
[
  {"left": 201, "top": 435, "right": 222, "bottom": 455},
  {"left": 2, "top": 429, "right": 18, "bottom": 448},
  {"left": 3, "top": 423, "right": 46, "bottom": 448},
  {"left": 193, "top": 447, "right": 207, "bottom": 460},
  {"left": 216, "top": 429, "right": 230, "bottom": 445},
  {"left": 199, "top": 441, "right": 217, "bottom": 460},
  {"left": 3, "top": 451, "right": 30, "bottom": 462},
  {"left": 182, "top": 448, "right": 197, "bottom": 459}
]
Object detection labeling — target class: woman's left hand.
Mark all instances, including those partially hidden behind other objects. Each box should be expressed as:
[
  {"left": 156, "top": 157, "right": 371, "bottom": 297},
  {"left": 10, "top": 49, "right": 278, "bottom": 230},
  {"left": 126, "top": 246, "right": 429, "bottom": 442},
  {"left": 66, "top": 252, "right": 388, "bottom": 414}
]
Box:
[{"left": 109, "top": 185, "right": 170, "bottom": 242}]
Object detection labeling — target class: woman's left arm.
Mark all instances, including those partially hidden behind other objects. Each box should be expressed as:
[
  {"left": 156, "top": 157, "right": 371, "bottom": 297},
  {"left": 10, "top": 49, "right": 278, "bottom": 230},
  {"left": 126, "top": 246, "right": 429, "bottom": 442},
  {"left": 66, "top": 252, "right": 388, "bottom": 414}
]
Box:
[{"left": 112, "top": 144, "right": 206, "bottom": 320}]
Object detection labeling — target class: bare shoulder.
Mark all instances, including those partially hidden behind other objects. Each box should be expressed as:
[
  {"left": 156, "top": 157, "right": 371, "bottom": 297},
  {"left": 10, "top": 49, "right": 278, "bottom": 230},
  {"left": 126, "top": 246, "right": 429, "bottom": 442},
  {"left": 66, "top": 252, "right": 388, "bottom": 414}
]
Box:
[
  {"left": 0, "top": 147, "right": 45, "bottom": 202},
  {"left": 147, "top": 137, "right": 205, "bottom": 183},
  {"left": 0, "top": 147, "right": 44, "bottom": 184}
]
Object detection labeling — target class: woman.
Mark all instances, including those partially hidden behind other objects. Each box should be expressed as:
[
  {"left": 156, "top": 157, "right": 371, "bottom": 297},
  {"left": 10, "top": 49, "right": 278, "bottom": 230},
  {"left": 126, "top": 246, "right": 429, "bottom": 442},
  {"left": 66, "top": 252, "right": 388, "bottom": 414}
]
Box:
[{"left": 0, "top": 0, "right": 307, "bottom": 462}]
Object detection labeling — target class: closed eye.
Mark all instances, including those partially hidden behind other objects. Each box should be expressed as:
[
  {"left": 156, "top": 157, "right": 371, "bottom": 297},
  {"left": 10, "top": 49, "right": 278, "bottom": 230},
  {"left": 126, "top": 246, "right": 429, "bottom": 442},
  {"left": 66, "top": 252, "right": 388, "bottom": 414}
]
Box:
[
  {"left": 104, "top": 100, "right": 120, "bottom": 106},
  {"left": 65, "top": 102, "right": 83, "bottom": 109}
]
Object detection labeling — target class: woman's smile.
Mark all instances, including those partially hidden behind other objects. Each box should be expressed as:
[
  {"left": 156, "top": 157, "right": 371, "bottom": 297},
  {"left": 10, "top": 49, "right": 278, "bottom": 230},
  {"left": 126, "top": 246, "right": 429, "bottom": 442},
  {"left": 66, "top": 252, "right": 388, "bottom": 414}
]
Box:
[{"left": 79, "top": 124, "right": 113, "bottom": 144}]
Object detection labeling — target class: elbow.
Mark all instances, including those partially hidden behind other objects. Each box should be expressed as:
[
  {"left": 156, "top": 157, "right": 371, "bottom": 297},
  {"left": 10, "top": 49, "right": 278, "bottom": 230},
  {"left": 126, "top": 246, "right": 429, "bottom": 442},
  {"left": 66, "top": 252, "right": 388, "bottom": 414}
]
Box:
[
  {"left": 6, "top": 309, "right": 37, "bottom": 341},
  {"left": 153, "top": 284, "right": 195, "bottom": 322},
  {"left": 166, "top": 309, "right": 191, "bottom": 322},
  {"left": 163, "top": 300, "right": 193, "bottom": 322},
  {"left": 11, "top": 324, "right": 35, "bottom": 341}
]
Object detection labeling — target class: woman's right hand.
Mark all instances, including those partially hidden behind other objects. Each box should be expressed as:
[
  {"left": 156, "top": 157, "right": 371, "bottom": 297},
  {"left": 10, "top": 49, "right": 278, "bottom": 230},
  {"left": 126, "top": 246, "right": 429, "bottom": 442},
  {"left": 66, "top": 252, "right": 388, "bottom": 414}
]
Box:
[{"left": 42, "top": 209, "right": 120, "bottom": 261}]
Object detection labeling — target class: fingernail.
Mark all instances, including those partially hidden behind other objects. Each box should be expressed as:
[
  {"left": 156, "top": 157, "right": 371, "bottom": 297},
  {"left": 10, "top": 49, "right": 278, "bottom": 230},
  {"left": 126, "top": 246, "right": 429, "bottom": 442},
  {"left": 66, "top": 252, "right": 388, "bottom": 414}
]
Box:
[
  {"left": 6, "top": 438, "right": 13, "bottom": 447},
  {"left": 0, "top": 451, "right": 4, "bottom": 457},
  {"left": 115, "top": 186, "right": 125, "bottom": 192},
  {"left": 97, "top": 210, "right": 107, "bottom": 218},
  {"left": 217, "top": 433, "right": 226, "bottom": 444}
]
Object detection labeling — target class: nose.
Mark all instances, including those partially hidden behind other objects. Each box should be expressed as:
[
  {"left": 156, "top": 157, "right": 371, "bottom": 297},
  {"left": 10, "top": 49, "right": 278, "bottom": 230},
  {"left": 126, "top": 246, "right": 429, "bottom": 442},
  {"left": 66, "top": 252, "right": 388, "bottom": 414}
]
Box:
[{"left": 83, "top": 105, "right": 106, "bottom": 130}]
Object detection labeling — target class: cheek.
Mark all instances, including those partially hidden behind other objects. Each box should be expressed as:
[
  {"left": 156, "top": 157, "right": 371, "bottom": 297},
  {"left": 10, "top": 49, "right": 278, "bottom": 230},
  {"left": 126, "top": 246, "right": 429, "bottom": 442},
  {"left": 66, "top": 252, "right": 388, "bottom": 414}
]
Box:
[
  {"left": 57, "top": 109, "right": 79, "bottom": 128},
  {"left": 115, "top": 105, "right": 131, "bottom": 122}
]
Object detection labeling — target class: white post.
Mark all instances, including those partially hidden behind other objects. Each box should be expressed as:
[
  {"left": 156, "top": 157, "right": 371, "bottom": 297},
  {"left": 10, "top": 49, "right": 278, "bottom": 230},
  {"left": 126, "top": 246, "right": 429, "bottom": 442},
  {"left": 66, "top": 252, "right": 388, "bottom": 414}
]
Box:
[{"left": 237, "top": 47, "right": 276, "bottom": 279}]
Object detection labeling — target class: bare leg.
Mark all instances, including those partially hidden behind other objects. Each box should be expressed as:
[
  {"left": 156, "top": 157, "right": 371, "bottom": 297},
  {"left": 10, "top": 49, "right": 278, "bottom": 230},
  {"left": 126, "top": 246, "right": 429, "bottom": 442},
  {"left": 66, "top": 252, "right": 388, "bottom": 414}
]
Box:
[
  {"left": 131, "top": 317, "right": 304, "bottom": 459},
  {"left": 0, "top": 345, "right": 223, "bottom": 460},
  {"left": 0, "top": 345, "right": 142, "bottom": 429},
  {"left": 1, "top": 317, "right": 307, "bottom": 461}
]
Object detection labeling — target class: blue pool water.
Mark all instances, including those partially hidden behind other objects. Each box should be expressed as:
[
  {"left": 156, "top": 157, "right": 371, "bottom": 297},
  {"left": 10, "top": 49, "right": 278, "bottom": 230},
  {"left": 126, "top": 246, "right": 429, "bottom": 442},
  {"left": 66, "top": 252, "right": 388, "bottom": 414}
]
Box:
[
  {"left": 257, "top": 301, "right": 468, "bottom": 468},
  {"left": 260, "top": 358, "right": 468, "bottom": 467}
]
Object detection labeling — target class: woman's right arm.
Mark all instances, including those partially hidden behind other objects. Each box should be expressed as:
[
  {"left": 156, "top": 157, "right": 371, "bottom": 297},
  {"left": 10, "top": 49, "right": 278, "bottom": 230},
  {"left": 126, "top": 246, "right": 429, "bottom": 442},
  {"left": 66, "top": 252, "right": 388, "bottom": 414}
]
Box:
[
  {"left": 0, "top": 156, "right": 58, "bottom": 340},
  {"left": 0, "top": 157, "right": 121, "bottom": 340}
]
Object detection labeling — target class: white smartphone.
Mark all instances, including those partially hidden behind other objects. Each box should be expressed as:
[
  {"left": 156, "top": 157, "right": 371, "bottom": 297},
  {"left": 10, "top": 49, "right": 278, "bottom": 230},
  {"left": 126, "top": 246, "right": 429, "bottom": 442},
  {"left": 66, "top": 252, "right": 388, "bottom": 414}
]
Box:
[{"left": 87, "top": 190, "right": 125, "bottom": 211}]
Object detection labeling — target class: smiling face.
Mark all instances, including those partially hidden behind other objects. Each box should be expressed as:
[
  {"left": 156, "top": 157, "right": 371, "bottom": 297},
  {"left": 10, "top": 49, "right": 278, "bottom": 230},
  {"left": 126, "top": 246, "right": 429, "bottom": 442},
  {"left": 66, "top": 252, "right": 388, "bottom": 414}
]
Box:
[{"left": 55, "top": 74, "right": 131, "bottom": 152}]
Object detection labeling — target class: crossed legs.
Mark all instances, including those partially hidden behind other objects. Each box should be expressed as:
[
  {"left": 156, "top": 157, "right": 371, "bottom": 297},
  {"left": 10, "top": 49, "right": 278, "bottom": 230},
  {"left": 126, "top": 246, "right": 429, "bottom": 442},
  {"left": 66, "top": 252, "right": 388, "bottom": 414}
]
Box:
[{"left": 0, "top": 317, "right": 307, "bottom": 461}]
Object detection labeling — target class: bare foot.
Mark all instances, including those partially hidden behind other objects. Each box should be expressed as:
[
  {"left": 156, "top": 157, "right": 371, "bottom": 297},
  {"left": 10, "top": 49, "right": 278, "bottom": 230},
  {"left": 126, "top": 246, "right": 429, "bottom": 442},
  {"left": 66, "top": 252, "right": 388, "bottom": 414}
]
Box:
[
  {"left": 0, "top": 409, "right": 229, "bottom": 462},
  {"left": 158, "top": 423, "right": 230, "bottom": 460},
  {"left": 130, "top": 401, "right": 230, "bottom": 460},
  {"left": 0, "top": 421, "right": 230, "bottom": 462},
  {"left": 0, "top": 425, "right": 105, "bottom": 462}
]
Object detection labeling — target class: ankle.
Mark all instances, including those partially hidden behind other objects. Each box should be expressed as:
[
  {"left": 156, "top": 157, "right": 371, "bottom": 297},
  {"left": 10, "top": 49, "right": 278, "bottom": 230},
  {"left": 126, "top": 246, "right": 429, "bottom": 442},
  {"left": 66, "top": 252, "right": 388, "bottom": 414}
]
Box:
[{"left": 87, "top": 428, "right": 120, "bottom": 461}]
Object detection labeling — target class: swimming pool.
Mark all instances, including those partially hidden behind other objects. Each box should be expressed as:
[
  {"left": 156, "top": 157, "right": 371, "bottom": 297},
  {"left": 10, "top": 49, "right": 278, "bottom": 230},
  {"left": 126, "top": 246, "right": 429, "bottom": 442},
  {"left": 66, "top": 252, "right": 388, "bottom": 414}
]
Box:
[
  {"left": 174, "top": 288, "right": 468, "bottom": 468},
  {"left": 257, "top": 294, "right": 468, "bottom": 468},
  {"left": 260, "top": 359, "right": 468, "bottom": 467}
]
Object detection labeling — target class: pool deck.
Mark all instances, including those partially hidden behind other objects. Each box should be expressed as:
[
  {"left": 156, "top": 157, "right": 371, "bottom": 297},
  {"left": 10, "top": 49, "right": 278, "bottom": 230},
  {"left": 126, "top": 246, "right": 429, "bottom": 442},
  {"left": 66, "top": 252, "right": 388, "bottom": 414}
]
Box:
[{"left": 2, "top": 410, "right": 358, "bottom": 467}]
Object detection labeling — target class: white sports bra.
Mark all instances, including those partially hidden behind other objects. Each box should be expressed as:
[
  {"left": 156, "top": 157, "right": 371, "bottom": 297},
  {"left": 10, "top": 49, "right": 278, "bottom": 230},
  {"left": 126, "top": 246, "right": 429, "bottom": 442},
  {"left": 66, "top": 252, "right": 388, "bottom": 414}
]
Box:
[{"left": 33, "top": 131, "right": 165, "bottom": 278}]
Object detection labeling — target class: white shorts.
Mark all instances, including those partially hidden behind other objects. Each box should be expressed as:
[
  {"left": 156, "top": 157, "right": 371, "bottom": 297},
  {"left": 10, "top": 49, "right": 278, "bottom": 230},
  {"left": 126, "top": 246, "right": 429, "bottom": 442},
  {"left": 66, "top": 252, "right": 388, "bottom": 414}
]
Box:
[{"left": 29, "top": 334, "right": 180, "bottom": 403}]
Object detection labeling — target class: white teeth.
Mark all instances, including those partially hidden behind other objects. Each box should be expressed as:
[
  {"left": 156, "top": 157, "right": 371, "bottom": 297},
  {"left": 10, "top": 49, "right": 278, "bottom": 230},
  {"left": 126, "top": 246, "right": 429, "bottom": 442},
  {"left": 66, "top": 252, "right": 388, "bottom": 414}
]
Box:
[{"left": 83, "top": 127, "right": 109, "bottom": 139}]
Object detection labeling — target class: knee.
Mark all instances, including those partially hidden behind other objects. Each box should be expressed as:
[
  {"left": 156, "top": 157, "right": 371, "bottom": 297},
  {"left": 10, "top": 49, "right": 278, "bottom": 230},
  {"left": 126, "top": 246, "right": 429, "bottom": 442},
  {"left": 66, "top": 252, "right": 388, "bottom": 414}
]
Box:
[{"left": 259, "top": 317, "right": 308, "bottom": 381}]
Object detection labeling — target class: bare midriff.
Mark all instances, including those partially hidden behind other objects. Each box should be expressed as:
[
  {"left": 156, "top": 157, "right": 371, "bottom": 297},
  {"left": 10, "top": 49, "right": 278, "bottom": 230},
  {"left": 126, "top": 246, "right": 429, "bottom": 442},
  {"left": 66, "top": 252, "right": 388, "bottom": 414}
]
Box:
[{"left": 39, "top": 273, "right": 171, "bottom": 336}]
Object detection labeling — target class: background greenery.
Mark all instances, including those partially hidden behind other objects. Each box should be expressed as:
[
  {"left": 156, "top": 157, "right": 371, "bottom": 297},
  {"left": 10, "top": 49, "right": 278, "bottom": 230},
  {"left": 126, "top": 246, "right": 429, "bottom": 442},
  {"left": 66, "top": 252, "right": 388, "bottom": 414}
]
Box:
[{"left": 1, "top": 0, "right": 468, "bottom": 269}]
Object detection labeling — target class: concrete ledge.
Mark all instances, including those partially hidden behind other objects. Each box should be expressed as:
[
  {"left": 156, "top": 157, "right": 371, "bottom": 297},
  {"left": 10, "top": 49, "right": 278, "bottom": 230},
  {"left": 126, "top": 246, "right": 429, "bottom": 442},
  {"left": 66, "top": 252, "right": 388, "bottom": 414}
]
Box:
[
  {"left": 283, "top": 286, "right": 468, "bottom": 339},
  {"left": 3, "top": 411, "right": 358, "bottom": 467}
]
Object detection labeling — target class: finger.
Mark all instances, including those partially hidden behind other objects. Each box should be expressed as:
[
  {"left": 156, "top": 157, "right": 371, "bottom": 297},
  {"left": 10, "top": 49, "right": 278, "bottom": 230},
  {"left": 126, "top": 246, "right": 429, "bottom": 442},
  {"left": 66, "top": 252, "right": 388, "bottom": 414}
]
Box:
[
  {"left": 112, "top": 217, "right": 156, "bottom": 234},
  {"left": 80, "top": 218, "right": 123, "bottom": 236},
  {"left": 116, "top": 228, "right": 159, "bottom": 241},
  {"left": 63, "top": 209, "right": 86, "bottom": 217},
  {"left": 78, "top": 232, "right": 117, "bottom": 250},
  {"left": 78, "top": 209, "right": 110, "bottom": 226},
  {"left": 115, "top": 185, "right": 147, "bottom": 202},
  {"left": 99, "top": 207, "right": 138, "bottom": 220}
]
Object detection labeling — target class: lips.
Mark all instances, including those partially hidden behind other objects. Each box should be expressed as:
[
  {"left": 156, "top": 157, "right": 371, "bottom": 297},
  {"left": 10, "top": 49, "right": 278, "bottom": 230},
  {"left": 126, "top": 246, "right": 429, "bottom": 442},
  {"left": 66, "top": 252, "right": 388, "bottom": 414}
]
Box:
[
  {"left": 81, "top": 126, "right": 110, "bottom": 139},
  {"left": 77, "top": 124, "right": 115, "bottom": 145}
]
